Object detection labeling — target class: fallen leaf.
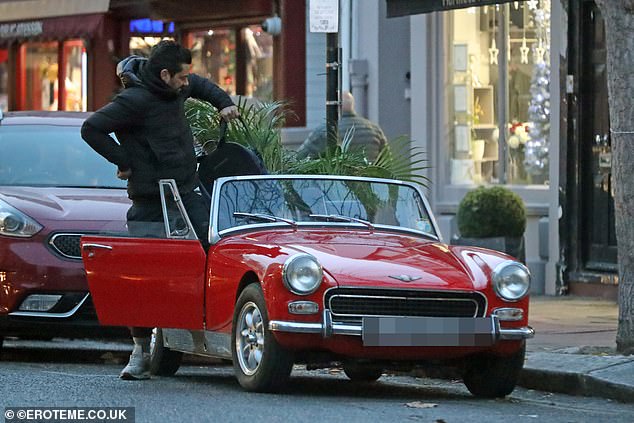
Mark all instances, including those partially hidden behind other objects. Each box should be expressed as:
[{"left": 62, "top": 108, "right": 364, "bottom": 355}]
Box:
[{"left": 405, "top": 401, "right": 438, "bottom": 409}]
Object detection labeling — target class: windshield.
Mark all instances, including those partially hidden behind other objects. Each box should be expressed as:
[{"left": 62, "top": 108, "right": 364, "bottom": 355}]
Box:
[
  {"left": 214, "top": 177, "right": 437, "bottom": 238},
  {"left": 0, "top": 125, "right": 126, "bottom": 188}
]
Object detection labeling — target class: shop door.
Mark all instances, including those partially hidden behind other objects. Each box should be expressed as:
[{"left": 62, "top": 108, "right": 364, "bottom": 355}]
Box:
[{"left": 579, "top": 2, "right": 617, "bottom": 271}]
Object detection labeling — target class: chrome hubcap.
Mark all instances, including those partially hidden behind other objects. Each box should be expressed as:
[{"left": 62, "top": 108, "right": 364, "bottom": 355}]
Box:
[{"left": 236, "top": 301, "right": 264, "bottom": 376}]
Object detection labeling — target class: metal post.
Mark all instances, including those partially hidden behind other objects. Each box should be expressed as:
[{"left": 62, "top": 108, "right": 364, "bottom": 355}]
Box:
[
  {"left": 497, "top": 5, "right": 509, "bottom": 183},
  {"left": 326, "top": 31, "right": 340, "bottom": 152}
]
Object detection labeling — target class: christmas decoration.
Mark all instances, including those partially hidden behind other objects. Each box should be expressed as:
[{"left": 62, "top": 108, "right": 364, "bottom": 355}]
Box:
[
  {"left": 524, "top": 0, "right": 551, "bottom": 178},
  {"left": 489, "top": 14, "right": 499, "bottom": 65}
]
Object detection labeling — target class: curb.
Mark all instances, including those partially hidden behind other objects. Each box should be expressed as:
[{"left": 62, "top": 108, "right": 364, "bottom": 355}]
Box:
[{"left": 519, "top": 367, "right": 634, "bottom": 403}]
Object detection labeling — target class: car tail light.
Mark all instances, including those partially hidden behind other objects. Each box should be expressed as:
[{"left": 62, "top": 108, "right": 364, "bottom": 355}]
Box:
[{"left": 18, "top": 294, "right": 62, "bottom": 312}]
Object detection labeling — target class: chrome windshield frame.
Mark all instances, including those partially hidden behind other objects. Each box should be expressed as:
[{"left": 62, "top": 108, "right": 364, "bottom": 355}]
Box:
[{"left": 208, "top": 174, "right": 442, "bottom": 246}]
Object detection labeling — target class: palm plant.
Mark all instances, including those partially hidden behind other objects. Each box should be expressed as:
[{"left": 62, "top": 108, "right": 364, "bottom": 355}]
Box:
[{"left": 185, "top": 97, "right": 430, "bottom": 188}]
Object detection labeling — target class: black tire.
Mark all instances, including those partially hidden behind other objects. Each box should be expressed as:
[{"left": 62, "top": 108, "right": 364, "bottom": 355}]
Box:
[
  {"left": 463, "top": 343, "right": 526, "bottom": 398},
  {"left": 149, "top": 328, "right": 183, "bottom": 376},
  {"left": 232, "top": 284, "right": 294, "bottom": 392},
  {"left": 343, "top": 361, "right": 383, "bottom": 382}
]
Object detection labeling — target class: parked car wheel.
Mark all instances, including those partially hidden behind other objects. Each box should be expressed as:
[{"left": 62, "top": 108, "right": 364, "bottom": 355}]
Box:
[
  {"left": 462, "top": 342, "right": 526, "bottom": 398},
  {"left": 342, "top": 361, "right": 383, "bottom": 382},
  {"left": 149, "top": 328, "right": 183, "bottom": 376},
  {"left": 232, "top": 284, "right": 294, "bottom": 392}
]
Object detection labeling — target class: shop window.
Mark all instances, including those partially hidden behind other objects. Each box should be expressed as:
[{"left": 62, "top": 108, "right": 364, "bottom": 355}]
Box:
[
  {"left": 190, "top": 29, "right": 236, "bottom": 95},
  {"left": 129, "top": 36, "right": 174, "bottom": 57},
  {"left": 17, "top": 40, "right": 87, "bottom": 111},
  {"left": 243, "top": 26, "right": 273, "bottom": 101},
  {"left": 63, "top": 40, "right": 87, "bottom": 111},
  {"left": 445, "top": 2, "right": 550, "bottom": 186},
  {"left": 189, "top": 25, "right": 273, "bottom": 101},
  {"left": 0, "top": 49, "right": 7, "bottom": 112},
  {"left": 20, "top": 42, "right": 59, "bottom": 110}
]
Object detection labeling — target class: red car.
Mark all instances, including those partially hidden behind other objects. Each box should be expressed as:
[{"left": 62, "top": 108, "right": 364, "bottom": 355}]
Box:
[
  {"left": 0, "top": 111, "right": 130, "bottom": 350},
  {"left": 81, "top": 175, "right": 533, "bottom": 397}
]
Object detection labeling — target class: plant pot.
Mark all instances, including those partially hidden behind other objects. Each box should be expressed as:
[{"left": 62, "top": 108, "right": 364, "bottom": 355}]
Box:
[{"left": 450, "top": 236, "right": 525, "bottom": 264}]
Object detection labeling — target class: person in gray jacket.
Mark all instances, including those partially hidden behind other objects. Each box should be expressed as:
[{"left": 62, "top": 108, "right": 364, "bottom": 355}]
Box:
[
  {"left": 296, "top": 91, "right": 387, "bottom": 161},
  {"left": 81, "top": 40, "right": 239, "bottom": 381}
]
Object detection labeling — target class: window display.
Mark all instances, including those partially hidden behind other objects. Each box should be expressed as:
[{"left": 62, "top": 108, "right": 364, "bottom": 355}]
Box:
[
  {"left": 190, "top": 29, "right": 237, "bottom": 95},
  {"left": 189, "top": 25, "right": 273, "bottom": 101},
  {"left": 21, "top": 42, "right": 58, "bottom": 110},
  {"left": 0, "top": 49, "right": 7, "bottom": 112},
  {"left": 63, "top": 40, "right": 87, "bottom": 111},
  {"left": 129, "top": 36, "right": 174, "bottom": 58},
  {"left": 17, "top": 40, "right": 88, "bottom": 111},
  {"left": 446, "top": 1, "right": 551, "bottom": 186}
]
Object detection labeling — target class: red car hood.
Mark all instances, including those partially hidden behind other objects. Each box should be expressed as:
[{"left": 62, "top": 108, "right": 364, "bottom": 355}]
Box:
[
  {"left": 0, "top": 186, "right": 130, "bottom": 223},
  {"left": 249, "top": 230, "right": 491, "bottom": 291}
]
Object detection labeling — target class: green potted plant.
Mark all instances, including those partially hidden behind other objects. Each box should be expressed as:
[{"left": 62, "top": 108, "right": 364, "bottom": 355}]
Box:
[
  {"left": 453, "top": 186, "right": 527, "bottom": 262},
  {"left": 185, "top": 97, "right": 430, "bottom": 188}
]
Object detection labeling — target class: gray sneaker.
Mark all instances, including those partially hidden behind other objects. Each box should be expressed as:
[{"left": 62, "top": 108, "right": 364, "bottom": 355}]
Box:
[{"left": 120, "top": 349, "right": 151, "bottom": 380}]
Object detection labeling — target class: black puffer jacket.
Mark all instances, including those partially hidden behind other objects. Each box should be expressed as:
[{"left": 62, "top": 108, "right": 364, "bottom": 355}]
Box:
[{"left": 81, "top": 56, "right": 234, "bottom": 200}]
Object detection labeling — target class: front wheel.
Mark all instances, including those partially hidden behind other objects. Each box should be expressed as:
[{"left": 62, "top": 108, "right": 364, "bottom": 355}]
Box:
[
  {"left": 149, "top": 328, "right": 183, "bottom": 376},
  {"left": 462, "top": 343, "right": 526, "bottom": 398},
  {"left": 232, "top": 284, "right": 294, "bottom": 392}
]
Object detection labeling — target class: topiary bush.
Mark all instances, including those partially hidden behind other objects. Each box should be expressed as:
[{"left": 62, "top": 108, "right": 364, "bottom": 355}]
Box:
[{"left": 457, "top": 186, "right": 526, "bottom": 238}]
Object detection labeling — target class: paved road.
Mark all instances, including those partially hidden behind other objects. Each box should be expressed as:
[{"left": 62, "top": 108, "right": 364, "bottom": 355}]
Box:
[{"left": 1, "top": 341, "right": 633, "bottom": 423}]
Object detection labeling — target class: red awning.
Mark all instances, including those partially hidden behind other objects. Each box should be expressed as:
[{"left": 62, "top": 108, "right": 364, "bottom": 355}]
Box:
[{"left": 0, "top": 13, "right": 104, "bottom": 44}]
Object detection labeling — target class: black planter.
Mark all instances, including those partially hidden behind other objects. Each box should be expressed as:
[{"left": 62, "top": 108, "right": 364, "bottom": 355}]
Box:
[{"left": 451, "top": 236, "right": 525, "bottom": 263}]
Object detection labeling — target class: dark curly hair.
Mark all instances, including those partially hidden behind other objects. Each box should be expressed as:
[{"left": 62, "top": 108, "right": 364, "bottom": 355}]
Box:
[{"left": 147, "top": 40, "right": 192, "bottom": 77}]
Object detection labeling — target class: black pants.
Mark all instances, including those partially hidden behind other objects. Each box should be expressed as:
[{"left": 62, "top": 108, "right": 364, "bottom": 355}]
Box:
[{"left": 127, "top": 190, "right": 210, "bottom": 338}]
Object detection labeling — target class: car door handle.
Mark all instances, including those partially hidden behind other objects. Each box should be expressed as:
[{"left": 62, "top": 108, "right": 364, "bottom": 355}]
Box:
[
  {"left": 82, "top": 243, "right": 113, "bottom": 258},
  {"left": 82, "top": 243, "right": 113, "bottom": 250}
]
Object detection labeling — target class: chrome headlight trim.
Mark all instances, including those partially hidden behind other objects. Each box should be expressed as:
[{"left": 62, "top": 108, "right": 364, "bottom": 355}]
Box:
[
  {"left": 0, "top": 198, "right": 43, "bottom": 238},
  {"left": 282, "top": 253, "right": 323, "bottom": 295},
  {"left": 492, "top": 260, "right": 531, "bottom": 301}
]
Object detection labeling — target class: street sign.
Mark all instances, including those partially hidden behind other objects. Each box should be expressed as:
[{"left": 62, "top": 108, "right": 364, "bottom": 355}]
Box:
[{"left": 309, "top": 0, "right": 339, "bottom": 33}]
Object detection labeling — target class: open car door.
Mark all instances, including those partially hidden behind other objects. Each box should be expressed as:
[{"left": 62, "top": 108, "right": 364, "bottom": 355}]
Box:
[{"left": 81, "top": 180, "right": 207, "bottom": 330}]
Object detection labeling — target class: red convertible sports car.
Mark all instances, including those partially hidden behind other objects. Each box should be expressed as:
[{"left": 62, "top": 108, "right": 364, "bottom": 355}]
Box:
[
  {"left": 0, "top": 111, "right": 129, "bottom": 350},
  {"left": 81, "top": 175, "right": 533, "bottom": 397}
]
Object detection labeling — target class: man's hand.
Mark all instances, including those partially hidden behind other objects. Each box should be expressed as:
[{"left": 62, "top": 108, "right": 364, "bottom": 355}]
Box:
[
  {"left": 117, "top": 168, "right": 132, "bottom": 180},
  {"left": 219, "top": 105, "right": 240, "bottom": 121}
]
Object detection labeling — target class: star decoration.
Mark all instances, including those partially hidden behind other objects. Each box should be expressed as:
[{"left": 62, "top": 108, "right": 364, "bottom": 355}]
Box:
[
  {"left": 527, "top": 0, "right": 539, "bottom": 10},
  {"left": 520, "top": 37, "right": 530, "bottom": 64},
  {"left": 534, "top": 43, "right": 546, "bottom": 64},
  {"left": 489, "top": 39, "right": 499, "bottom": 65}
]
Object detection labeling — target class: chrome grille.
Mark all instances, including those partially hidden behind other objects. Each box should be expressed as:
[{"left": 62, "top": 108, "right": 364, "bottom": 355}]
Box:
[
  {"left": 325, "top": 288, "right": 487, "bottom": 322},
  {"left": 49, "top": 233, "right": 83, "bottom": 259}
]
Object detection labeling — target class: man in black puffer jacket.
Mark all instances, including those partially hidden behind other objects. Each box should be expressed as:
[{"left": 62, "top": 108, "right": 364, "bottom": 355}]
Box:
[{"left": 81, "top": 40, "right": 239, "bottom": 381}]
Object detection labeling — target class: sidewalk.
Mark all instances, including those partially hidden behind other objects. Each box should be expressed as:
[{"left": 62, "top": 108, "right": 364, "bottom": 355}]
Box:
[{"left": 521, "top": 295, "right": 634, "bottom": 403}]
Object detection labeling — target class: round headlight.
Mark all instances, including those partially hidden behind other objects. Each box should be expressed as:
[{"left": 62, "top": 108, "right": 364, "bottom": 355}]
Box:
[
  {"left": 282, "top": 254, "right": 323, "bottom": 295},
  {"left": 492, "top": 260, "right": 531, "bottom": 301}
]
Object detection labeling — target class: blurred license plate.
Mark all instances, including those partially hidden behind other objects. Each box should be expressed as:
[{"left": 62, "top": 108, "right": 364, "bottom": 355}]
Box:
[{"left": 362, "top": 316, "right": 497, "bottom": 347}]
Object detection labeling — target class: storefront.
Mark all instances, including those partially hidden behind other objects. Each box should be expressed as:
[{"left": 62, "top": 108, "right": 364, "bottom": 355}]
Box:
[
  {"left": 378, "top": 0, "right": 561, "bottom": 294},
  {"left": 0, "top": 0, "right": 112, "bottom": 112},
  {"left": 111, "top": 0, "right": 307, "bottom": 126},
  {"left": 381, "top": 0, "right": 616, "bottom": 298},
  {"left": 1, "top": 0, "right": 308, "bottom": 127}
]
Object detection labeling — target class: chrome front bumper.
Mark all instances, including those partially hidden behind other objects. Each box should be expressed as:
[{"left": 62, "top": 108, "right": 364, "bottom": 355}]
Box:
[{"left": 269, "top": 309, "right": 535, "bottom": 342}]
